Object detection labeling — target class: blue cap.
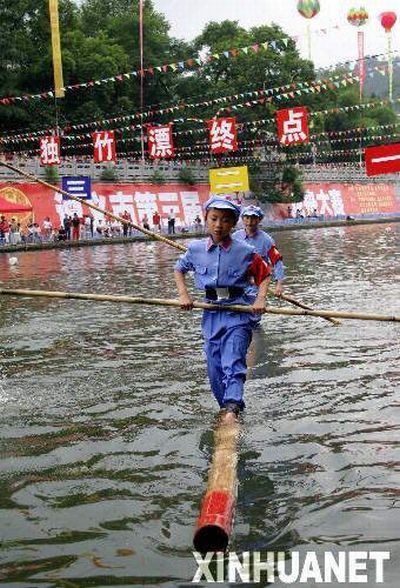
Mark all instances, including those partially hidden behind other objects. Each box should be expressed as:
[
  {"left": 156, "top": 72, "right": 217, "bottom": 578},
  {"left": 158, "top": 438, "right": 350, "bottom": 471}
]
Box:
[
  {"left": 204, "top": 196, "right": 241, "bottom": 220},
  {"left": 241, "top": 205, "right": 264, "bottom": 219}
]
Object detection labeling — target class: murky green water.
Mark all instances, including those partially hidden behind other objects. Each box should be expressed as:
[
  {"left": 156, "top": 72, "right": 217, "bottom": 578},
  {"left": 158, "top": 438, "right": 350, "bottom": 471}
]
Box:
[{"left": 0, "top": 223, "right": 399, "bottom": 587}]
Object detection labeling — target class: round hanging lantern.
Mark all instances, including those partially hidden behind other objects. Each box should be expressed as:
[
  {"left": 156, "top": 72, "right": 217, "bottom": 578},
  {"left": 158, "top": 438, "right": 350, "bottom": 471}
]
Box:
[
  {"left": 379, "top": 11, "right": 397, "bottom": 33},
  {"left": 347, "top": 7, "right": 369, "bottom": 27},
  {"left": 297, "top": 0, "right": 320, "bottom": 19}
]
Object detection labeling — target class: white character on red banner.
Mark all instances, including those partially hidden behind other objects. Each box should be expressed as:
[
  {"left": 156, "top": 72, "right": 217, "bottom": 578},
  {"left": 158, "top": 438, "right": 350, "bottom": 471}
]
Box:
[
  {"left": 93, "top": 131, "right": 116, "bottom": 163},
  {"left": 276, "top": 107, "right": 309, "bottom": 146},
  {"left": 40, "top": 136, "right": 61, "bottom": 165},
  {"left": 328, "top": 189, "right": 345, "bottom": 216},
  {"left": 147, "top": 125, "right": 174, "bottom": 159},
  {"left": 207, "top": 117, "right": 238, "bottom": 153}
]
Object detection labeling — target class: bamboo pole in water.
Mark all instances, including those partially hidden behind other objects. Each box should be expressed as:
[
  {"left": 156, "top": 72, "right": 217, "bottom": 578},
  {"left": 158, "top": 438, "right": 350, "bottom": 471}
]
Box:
[
  {"left": 0, "top": 288, "right": 399, "bottom": 322},
  {"left": 193, "top": 412, "right": 240, "bottom": 552}
]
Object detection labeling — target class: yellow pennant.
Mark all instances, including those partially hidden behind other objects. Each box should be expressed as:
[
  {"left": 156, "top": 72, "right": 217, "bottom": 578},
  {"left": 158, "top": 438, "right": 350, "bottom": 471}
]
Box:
[{"left": 48, "top": 0, "right": 64, "bottom": 98}]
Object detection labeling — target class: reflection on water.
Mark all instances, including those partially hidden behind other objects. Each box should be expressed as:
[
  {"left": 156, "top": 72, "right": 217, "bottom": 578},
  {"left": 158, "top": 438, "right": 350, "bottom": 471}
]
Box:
[{"left": 0, "top": 223, "right": 399, "bottom": 586}]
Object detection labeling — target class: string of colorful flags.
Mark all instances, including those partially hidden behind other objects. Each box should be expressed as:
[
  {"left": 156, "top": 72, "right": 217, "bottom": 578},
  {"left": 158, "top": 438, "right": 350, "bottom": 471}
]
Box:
[
  {"left": 0, "top": 73, "right": 361, "bottom": 151},
  {"left": 1, "top": 96, "right": 396, "bottom": 165},
  {"left": 0, "top": 71, "right": 358, "bottom": 143},
  {"left": 0, "top": 27, "right": 399, "bottom": 110}
]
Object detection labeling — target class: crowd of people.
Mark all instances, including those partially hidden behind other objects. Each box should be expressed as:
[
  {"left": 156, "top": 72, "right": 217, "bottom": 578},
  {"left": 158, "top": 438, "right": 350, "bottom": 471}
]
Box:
[{"left": 0, "top": 210, "right": 205, "bottom": 246}]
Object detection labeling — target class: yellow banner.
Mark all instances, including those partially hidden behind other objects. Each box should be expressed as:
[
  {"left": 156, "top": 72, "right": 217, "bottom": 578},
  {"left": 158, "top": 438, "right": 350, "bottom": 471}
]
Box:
[
  {"left": 209, "top": 166, "right": 249, "bottom": 194},
  {"left": 49, "top": 0, "right": 64, "bottom": 98}
]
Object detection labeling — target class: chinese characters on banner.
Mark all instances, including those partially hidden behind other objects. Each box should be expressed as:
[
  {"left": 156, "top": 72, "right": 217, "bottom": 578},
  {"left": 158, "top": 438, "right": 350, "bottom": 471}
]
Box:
[
  {"left": 40, "top": 136, "right": 61, "bottom": 165},
  {"left": 93, "top": 131, "right": 116, "bottom": 163},
  {"left": 276, "top": 107, "right": 309, "bottom": 146},
  {"left": 207, "top": 117, "right": 238, "bottom": 153},
  {"left": 147, "top": 125, "right": 175, "bottom": 159}
]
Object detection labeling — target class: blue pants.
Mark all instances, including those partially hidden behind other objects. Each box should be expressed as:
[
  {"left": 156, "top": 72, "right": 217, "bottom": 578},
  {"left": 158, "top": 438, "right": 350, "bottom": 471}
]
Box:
[{"left": 202, "top": 309, "right": 253, "bottom": 409}]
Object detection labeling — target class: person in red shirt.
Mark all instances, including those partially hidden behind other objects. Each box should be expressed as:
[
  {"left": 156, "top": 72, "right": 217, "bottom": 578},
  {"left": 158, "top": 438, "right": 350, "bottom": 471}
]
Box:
[
  {"left": 152, "top": 211, "right": 161, "bottom": 232},
  {"left": 121, "top": 210, "right": 132, "bottom": 237},
  {"left": 71, "top": 213, "right": 81, "bottom": 240},
  {"left": 0, "top": 215, "right": 10, "bottom": 245}
]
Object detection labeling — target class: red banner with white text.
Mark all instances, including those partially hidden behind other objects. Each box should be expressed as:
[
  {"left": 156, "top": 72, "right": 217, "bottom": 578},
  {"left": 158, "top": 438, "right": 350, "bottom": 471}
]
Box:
[{"left": 0, "top": 181, "right": 399, "bottom": 227}]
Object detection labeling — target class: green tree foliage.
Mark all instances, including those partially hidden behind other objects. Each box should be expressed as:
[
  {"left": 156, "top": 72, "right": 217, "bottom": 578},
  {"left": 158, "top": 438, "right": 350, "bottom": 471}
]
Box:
[
  {"left": 178, "top": 166, "right": 196, "bottom": 185},
  {"left": 0, "top": 1, "right": 397, "bottom": 169}
]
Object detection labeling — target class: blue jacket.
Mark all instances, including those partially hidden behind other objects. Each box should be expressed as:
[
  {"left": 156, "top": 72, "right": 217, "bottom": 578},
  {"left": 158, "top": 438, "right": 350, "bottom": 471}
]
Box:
[
  {"left": 233, "top": 229, "right": 285, "bottom": 281},
  {"left": 175, "top": 237, "right": 260, "bottom": 305}
]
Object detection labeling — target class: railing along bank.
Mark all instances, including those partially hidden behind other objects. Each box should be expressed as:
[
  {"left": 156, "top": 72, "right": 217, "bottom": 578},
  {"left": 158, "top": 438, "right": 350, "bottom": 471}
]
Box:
[{"left": 1, "top": 159, "right": 400, "bottom": 183}]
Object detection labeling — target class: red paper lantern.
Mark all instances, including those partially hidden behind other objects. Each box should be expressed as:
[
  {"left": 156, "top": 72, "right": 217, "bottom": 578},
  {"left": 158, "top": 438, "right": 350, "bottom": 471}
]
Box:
[{"left": 379, "top": 11, "right": 397, "bottom": 33}]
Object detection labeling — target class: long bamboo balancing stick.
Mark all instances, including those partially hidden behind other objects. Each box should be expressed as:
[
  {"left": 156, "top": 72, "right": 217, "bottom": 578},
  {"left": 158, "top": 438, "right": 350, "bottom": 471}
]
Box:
[
  {"left": 279, "top": 291, "right": 340, "bottom": 326},
  {"left": 0, "top": 288, "right": 399, "bottom": 322}
]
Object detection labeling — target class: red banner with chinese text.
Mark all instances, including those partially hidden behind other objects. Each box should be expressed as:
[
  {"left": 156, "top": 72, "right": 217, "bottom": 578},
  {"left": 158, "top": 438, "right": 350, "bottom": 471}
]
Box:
[
  {"left": 147, "top": 125, "right": 175, "bottom": 159},
  {"left": 0, "top": 181, "right": 399, "bottom": 227},
  {"left": 207, "top": 117, "right": 238, "bottom": 153},
  {"left": 92, "top": 131, "right": 116, "bottom": 163}
]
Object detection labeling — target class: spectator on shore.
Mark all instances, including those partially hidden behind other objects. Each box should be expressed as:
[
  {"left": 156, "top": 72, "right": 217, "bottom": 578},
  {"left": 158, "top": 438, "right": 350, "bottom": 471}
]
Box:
[
  {"left": 95, "top": 219, "right": 104, "bottom": 237},
  {"left": 27, "top": 222, "right": 41, "bottom": 243},
  {"left": 71, "top": 213, "right": 80, "bottom": 240},
  {"left": 194, "top": 215, "right": 202, "bottom": 233},
  {"left": 0, "top": 215, "right": 9, "bottom": 244},
  {"left": 167, "top": 209, "right": 176, "bottom": 234},
  {"left": 121, "top": 210, "right": 132, "bottom": 237},
  {"left": 142, "top": 214, "right": 150, "bottom": 230},
  {"left": 56, "top": 226, "right": 67, "bottom": 241},
  {"left": 83, "top": 215, "right": 92, "bottom": 239},
  {"left": 152, "top": 210, "right": 161, "bottom": 232},
  {"left": 9, "top": 218, "right": 22, "bottom": 245},
  {"left": 42, "top": 216, "right": 53, "bottom": 241},
  {"left": 63, "top": 215, "right": 71, "bottom": 240}
]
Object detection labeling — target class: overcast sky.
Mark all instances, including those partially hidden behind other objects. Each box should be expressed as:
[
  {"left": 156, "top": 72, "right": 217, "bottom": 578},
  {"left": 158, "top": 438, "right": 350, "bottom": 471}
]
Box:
[{"left": 152, "top": 0, "right": 400, "bottom": 68}]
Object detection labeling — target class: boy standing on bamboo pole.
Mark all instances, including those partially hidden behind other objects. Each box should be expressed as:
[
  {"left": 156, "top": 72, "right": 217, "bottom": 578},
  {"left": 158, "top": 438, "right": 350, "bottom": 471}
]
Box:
[{"left": 174, "top": 197, "right": 270, "bottom": 424}]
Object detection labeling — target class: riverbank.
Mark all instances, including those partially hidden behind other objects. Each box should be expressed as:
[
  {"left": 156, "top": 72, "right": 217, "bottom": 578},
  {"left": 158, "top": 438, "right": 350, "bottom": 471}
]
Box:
[{"left": 1, "top": 215, "right": 399, "bottom": 254}]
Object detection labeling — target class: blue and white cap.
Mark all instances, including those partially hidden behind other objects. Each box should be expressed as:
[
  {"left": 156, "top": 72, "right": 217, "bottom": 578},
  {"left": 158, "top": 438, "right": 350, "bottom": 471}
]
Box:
[
  {"left": 241, "top": 205, "right": 264, "bottom": 219},
  {"left": 204, "top": 196, "right": 241, "bottom": 220}
]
